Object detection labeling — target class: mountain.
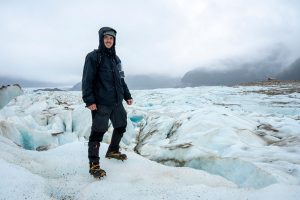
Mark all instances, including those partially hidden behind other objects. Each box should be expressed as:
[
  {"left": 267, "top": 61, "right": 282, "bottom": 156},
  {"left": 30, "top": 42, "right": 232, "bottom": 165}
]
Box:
[
  {"left": 181, "top": 58, "right": 282, "bottom": 86},
  {"left": 70, "top": 75, "right": 181, "bottom": 91},
  {"left": 125, "top": 74, "right": 181, "bottom": 89},
  {"left": 0, "top": 76, "right": 63, "bottom": 88},
  {"left": 181, "top": 55, "right": 300, "bottom": 87},
  {"left": 69, "top": 82, "right": 82, "bottom": 91},
  {"left": 277, "top": 58, "right": 300, "bottom": 80}
]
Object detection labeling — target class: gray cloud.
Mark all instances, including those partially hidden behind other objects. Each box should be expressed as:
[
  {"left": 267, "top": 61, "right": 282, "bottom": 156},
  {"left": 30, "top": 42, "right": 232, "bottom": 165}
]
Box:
[{"left": 0, "top": 0, "right": 299, "bottom": 84}]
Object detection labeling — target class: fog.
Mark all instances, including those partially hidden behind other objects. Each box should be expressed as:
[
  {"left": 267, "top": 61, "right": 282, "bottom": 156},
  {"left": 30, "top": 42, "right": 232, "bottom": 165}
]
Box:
[{"left": 0, "top": 0, "right": 300, "bottom": 85}]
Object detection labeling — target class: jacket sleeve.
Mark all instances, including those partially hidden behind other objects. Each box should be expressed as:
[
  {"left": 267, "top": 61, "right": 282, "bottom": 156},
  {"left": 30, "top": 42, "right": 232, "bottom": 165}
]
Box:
[
  {"left": 82, "top": 53, "right": 97, "bottom": 107},
  {"left": 122, "top": 78, "right": 132, "bottom": 101},
  {"left": 116, "top": 55, "right": 132, "bottom": 101}
]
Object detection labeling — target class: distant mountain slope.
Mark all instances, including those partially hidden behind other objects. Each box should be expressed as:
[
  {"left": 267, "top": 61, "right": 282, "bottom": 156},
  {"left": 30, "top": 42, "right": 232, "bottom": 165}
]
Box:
[
  {"left": 0, "top": 76, "right": 62, "bottom": 88},
  {"left": 69, "top": 82, "right": 81, "bottom": 91},
  {"left": 181, "top": 59, "right": 282, "bottom": 86},
  {"left": 70, "top": 75, "right": 181, "bottom": 91},
  {"left": 277, "top": 58, "right": 300, "bottom": 80},
  {"left": 126, "top": 75, "right": 180, "bottom": 89}
]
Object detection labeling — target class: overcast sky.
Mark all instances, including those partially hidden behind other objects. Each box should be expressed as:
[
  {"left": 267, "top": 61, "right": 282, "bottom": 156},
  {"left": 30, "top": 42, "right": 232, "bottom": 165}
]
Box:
[{"left": 0, "top": 0, "right": 300, "bottom": 84}]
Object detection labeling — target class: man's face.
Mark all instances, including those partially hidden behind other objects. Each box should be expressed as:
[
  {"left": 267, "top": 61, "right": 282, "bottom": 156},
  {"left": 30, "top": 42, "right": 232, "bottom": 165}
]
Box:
[{"left": 103, "top": 35, "right": 114, "bottom": 49}]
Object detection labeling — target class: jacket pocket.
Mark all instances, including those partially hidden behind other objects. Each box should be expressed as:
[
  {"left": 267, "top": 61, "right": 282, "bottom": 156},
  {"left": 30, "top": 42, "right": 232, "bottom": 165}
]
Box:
[{"left": 91, "top": 106, "right": 111, "bottom": 132}]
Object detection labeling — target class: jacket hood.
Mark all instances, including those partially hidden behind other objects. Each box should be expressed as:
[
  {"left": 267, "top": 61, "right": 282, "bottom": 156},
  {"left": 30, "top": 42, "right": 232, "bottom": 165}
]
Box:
[{"left": 98, "top": 27, "right": 117, "bottom": 55}]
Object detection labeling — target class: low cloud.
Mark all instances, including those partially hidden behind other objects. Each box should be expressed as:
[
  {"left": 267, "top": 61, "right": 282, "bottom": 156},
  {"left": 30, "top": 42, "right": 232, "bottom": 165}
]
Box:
[{"left": 0, "top": 0, "right": 299, "bottom": 84}]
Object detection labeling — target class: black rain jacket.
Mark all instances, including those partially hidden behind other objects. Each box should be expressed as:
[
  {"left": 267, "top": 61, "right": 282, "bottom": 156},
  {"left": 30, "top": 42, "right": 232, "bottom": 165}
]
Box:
[{"left": 82, "top": 27, "right": 132, "bottom": 107}]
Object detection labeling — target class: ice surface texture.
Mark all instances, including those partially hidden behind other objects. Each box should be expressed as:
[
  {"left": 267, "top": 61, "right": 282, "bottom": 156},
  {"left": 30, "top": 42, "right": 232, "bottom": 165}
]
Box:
[
  {"left": 0, "top": 85, "right": 299, "bottom": 190},
  {"left": 0, "top": 84, "right": 23, "bottom": 110}
]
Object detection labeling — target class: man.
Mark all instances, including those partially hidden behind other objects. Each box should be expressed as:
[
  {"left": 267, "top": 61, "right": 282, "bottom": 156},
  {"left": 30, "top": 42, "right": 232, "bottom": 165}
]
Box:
[{"left": 82, "top": 27, "right": 133, "bottom": 179}]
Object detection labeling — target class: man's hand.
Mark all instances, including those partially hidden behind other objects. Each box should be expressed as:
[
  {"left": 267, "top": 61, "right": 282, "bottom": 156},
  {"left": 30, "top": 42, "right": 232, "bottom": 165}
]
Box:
[
  {"left": 88, "top": 104, "right": 97, "bottom": 111},
  {"left": 126, "top": 99, "right": 133, "bottom": 105}
]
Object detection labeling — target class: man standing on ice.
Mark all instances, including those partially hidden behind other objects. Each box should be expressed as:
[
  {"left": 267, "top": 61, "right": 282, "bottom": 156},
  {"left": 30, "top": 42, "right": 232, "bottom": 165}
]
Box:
[{"left": 82, "top": 27, "right": 133, "bottom": 178}]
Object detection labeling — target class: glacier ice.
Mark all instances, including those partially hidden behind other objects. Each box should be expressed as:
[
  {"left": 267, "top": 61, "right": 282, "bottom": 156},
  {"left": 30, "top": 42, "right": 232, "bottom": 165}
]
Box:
[
  {"left": 0, "top": 84, "right": 23, "bottom": 110},
  {"left": 0, "top": 85, "right": 299, "bottom": 189}
]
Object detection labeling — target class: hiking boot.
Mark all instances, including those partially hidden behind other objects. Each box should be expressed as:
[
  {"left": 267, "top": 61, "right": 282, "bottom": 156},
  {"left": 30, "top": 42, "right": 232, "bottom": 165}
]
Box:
[
  {"left": 89, "top": 162, "right": 106, "bottom": 178},
  {"left": 105, "top": 151, "right": 127, "bottom": 161}
]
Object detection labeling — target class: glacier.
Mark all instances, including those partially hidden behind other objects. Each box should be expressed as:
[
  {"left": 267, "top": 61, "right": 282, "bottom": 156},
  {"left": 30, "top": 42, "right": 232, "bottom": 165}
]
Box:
[
  {"left": 0, "top": 84, "right": 300, "bottom": 199},
  {"left": 0, "top": 84, "right": 23, "bottom": 110}
]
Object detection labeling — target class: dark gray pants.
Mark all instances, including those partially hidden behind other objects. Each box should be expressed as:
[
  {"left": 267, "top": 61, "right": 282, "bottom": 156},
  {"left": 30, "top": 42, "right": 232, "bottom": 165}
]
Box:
[{"left": 88, "top": 103, "right": 127, "bottom": 164}]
